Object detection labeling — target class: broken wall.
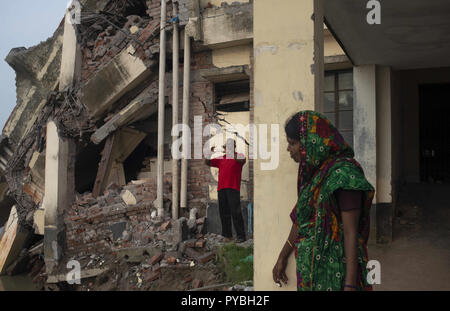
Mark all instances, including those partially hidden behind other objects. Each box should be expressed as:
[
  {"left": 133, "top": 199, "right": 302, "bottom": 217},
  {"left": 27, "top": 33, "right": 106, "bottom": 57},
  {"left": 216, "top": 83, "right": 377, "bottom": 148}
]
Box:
[{"left": 4, "top": 25, "right": 64, "bottom": 144}]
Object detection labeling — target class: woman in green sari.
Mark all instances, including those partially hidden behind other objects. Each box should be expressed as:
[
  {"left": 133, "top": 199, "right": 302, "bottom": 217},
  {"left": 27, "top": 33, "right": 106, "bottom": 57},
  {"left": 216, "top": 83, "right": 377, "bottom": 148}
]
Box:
[{"left": 273, "top": 110, "right": 375, "bottom": 291}]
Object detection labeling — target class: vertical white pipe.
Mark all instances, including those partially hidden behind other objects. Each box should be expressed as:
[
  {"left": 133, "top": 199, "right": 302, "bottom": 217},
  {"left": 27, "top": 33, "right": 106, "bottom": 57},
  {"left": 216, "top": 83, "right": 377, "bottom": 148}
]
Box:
[
  {"left": 157, "top": 0, "right": 167, "bottom": 219},
  {"left": 172, "top": 3, "right": 180, "bottom": 220},
  {"left": 180, "top": 31, "right": 191, "bottom": 209}
]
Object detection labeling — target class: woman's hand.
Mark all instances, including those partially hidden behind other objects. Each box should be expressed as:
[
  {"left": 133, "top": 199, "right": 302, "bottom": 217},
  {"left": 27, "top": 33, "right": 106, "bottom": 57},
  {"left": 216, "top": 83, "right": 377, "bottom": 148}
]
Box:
[
  {"left": 272, "top": 255, "right": 289, "bottom": 287},
  {"left": 272, "top": 224, "right": 297, "bottom": 287}
]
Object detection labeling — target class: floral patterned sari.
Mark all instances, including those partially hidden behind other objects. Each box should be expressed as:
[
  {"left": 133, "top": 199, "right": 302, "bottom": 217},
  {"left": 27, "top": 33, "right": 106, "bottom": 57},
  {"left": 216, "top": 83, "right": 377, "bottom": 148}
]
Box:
[{"left": 290, "top": 111, "right": 375, "bottom": 291}]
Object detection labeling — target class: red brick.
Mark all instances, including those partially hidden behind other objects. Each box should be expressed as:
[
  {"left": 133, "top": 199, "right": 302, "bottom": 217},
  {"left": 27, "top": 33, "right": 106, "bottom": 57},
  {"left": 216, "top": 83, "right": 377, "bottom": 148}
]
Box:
[
  {"left": 167, "top": 257, "right": 176, "bottom": 265},
  {"left": 195, "top": 240, "right": 206, "bottom": 248},
  {"left": 146, "top": 270, "right": 161, "bottom": 282},
  {"left": 199, "top": 252, "right": 216, "bottom": 264},
  {"left": 149, "top": 253, "right": 164, "bottom": 265}
]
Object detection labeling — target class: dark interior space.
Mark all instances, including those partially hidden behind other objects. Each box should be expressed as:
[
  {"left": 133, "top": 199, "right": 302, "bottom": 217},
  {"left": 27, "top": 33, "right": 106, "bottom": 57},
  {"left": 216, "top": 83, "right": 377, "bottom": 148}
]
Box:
[
  {"left": 123, "top": 136, "right": 156, "bottom": 183},
  {"left": 419, "top": 83, "right": 450, "bottom": 183},
  {"left": 215, "top": 80, "right": 250, "bottom": 112},
  {"left": 0, "top": 196, "right": 14, "bottom": 228},
  {"left": 103, "top": 0, "right": 148, "bottom": 18},
  {"left": 75, "top": 141, "right": 105, "bottom": 194}
]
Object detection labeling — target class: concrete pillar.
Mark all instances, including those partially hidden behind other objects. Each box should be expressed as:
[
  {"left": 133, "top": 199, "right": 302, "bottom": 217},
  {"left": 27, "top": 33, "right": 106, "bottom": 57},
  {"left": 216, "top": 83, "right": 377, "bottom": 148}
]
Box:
[
  {"left": 376, "top": 66, "right": 393, "bottom": 243},
  {"left": 254, "top": 0, "right": 323, "bottom": 291},
  {"left": 59, "top": 6, "right": 81, "bottom": 90},
  {"left": 172, "top": 3, "right": 180, "bottom": 220},
  {"left": 42, "top": 121, "right": 71, "bottom": 273},
  {"left": 180, "top": 32, "right": 191, "bottom": 210},
  {"left": 0, "top": 206, "right": 29, "bottom": 275},
  {"left": 353, "top": 64, "right": 377, "bottom": 243},
  {"left": 156, "top": 0, "right": 168, "bottom": 219}
]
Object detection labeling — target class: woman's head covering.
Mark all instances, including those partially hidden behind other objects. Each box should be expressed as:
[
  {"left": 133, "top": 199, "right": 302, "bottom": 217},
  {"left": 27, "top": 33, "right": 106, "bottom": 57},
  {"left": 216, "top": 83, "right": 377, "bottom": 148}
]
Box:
[{"left": 290, "top": 110, "right": 354, "bottom": 194}]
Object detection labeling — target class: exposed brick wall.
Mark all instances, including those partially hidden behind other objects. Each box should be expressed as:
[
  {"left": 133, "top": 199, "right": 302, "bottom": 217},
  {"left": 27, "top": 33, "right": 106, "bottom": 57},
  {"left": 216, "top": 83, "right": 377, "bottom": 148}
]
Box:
[
  {"left": 185, "top": 52, "right": 215, "bottom": 216},
  {"left": 81, "top": 0, "right": 174, "bottom": 83}
]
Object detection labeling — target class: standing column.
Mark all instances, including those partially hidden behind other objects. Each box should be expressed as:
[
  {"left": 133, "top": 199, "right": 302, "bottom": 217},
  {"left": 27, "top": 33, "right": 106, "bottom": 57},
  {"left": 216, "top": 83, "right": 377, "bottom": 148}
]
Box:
[
  {"left": 354, "top": 64, "right": 377, "bottom": 243},
  {"left": 180, "top": 31, "right": 191, "bottom": 210},
  {"left": 157, "top": 0, "right": 167, "bottom": 219},
  {"left": 43, "top": 121, "right": 70, "bottom": 274},
  {"left": 253, "top": 0, "right": 324, "bottom": 290},
  {"left": 376, "top": 66, "right": 393, "bottom": 243},
  {"left": 172, "top": 3, "right": 180, "bottom": 219}
]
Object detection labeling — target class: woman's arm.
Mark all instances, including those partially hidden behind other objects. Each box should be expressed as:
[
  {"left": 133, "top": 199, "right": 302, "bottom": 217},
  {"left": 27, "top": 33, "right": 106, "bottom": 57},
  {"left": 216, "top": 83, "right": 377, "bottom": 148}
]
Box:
[
  {"left": 341, "top": 209, "right": 361, "bottom": 290},
  {"left": 273, "top": 223, "right": 297, "bottom": 286},
  {"left": 337, "top": 190, "right": 363, "bottom": 290}
]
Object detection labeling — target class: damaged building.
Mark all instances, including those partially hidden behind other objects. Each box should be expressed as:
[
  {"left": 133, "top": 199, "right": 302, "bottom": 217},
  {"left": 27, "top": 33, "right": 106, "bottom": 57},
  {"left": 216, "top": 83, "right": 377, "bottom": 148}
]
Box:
[
  {"left": 3, "top": 0, "right": 448, "bottom": 291},
  {"left": 0, "top": 0, "right": 254, "bottom": 290}
]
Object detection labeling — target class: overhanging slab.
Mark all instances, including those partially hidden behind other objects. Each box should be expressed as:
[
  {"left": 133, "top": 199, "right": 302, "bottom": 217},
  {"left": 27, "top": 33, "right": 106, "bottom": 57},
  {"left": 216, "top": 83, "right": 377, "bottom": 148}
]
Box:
[{"left": 325, "top": 0, "right": 450, "bottom": 69}]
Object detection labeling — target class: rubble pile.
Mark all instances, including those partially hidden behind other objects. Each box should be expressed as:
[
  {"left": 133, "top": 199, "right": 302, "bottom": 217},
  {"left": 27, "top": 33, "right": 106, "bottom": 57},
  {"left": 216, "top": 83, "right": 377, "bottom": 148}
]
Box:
[
  {"left": 65, "top": 177, "right": 172, "bottom": 258},
  {"left": 66, "top": 233, "right": 252, "bottom": 291},
  {"left": 62, "top": 191, "right": 251, "bottom": 291}
]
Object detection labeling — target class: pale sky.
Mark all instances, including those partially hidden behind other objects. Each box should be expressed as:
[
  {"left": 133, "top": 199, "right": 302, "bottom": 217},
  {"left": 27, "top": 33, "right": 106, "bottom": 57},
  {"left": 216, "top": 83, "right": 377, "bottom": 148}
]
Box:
[{"left": 0, "top": 0, "right": 69, "bottom": 130}]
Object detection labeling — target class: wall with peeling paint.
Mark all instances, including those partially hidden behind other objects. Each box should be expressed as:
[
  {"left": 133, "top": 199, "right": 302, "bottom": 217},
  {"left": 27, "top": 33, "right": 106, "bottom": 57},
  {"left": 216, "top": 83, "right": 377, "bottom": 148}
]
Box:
[
  {"left": 208, "top": 111, "right": 251, "bottom": 201},
  {"left": 253, "top": 0, "right": 317, "bottom": 291},
  {"left": 212, "top": 45, "right": 252, "bottom": 68}
]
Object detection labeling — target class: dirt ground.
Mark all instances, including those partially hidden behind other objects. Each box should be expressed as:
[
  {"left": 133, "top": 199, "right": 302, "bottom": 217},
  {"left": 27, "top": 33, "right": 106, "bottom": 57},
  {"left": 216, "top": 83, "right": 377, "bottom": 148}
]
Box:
[{"left": 369, "top": 183, "right": 450, "bottom": 291}]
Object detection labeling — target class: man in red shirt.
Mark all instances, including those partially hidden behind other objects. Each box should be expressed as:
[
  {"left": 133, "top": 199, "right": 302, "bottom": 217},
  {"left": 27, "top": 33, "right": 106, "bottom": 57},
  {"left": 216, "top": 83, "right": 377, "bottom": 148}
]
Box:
[{"left": 205, "top": 139, "right": 246, "bottom": 242}]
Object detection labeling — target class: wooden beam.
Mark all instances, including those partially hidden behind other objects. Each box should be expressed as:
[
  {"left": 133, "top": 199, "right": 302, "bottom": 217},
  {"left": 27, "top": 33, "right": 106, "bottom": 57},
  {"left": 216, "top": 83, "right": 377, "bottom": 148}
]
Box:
[
  {"left": 91, "top": 97, "right": 157, "bottom": 145},
  {"left": 92, "top": 128, "right": 147, "bottom": 197},
  {"left": 92, "top": 134, "right": 116, "bottom": 198}
]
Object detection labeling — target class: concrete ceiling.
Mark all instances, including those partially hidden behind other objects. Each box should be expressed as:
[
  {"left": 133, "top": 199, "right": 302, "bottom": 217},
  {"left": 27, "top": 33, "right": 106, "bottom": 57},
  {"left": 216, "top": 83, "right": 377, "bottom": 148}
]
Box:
[{"left": 324, "top": 0, "right": 450, "bottom": 70}]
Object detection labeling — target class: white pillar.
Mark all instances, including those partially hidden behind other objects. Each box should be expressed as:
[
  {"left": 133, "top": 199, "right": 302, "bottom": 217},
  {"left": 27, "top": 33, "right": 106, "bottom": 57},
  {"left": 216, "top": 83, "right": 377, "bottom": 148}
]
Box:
[
  {"left": 376, "top": 66, "right": 392, "bottom": 204},
  {"left": 353, "top": 64, "right": 377, "bottom": 243},
  {"left": 43, "top": 121, "right": 69, "bottom": 273},
  {"left": 180, "top": 31, "right": 191, "bottom": 210},
  {"left": 157, "top": 0, "right": 167, "bottom": 219},
  {"left": 376, "top": 66, "right": 393, "bottom": 242},
  {"left": 172, "top": 3, "right": 180, "bottom": 220}
]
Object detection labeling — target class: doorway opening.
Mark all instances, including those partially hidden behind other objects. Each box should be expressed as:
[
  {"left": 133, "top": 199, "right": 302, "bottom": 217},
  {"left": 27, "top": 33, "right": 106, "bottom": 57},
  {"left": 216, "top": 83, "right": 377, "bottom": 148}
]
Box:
[{"left": 419, "top": 83, "right": 450, "bottom": 183}]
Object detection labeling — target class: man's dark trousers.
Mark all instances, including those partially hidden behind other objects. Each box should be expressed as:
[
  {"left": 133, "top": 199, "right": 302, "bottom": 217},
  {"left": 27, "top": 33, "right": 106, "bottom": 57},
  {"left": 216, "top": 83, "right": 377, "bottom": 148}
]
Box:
[{"left": 218, "top": 188, "right": 246, "bottom": 240}]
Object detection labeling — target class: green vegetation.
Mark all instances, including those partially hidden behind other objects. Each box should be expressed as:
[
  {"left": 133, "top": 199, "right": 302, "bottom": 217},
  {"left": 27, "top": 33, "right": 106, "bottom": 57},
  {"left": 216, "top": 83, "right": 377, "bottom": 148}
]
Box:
[{"left": 217, "top": 243, "right": 253, "bottom": 284}]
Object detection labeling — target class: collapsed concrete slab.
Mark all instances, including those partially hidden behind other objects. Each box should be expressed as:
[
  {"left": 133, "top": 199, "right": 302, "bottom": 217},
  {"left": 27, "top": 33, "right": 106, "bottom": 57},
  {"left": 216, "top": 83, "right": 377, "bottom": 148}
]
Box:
[
  {"left": 4, "top": 26, "right": 64, "bottom": 144},
  {"left": 80, "top": 45, "right": 156, "bottom": 119},
  {"left": 0, "top": 207, "right": 30, "bottom": 275},
  {"left": 201, "top": 3, "right": 253, "bottom": 48}
]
